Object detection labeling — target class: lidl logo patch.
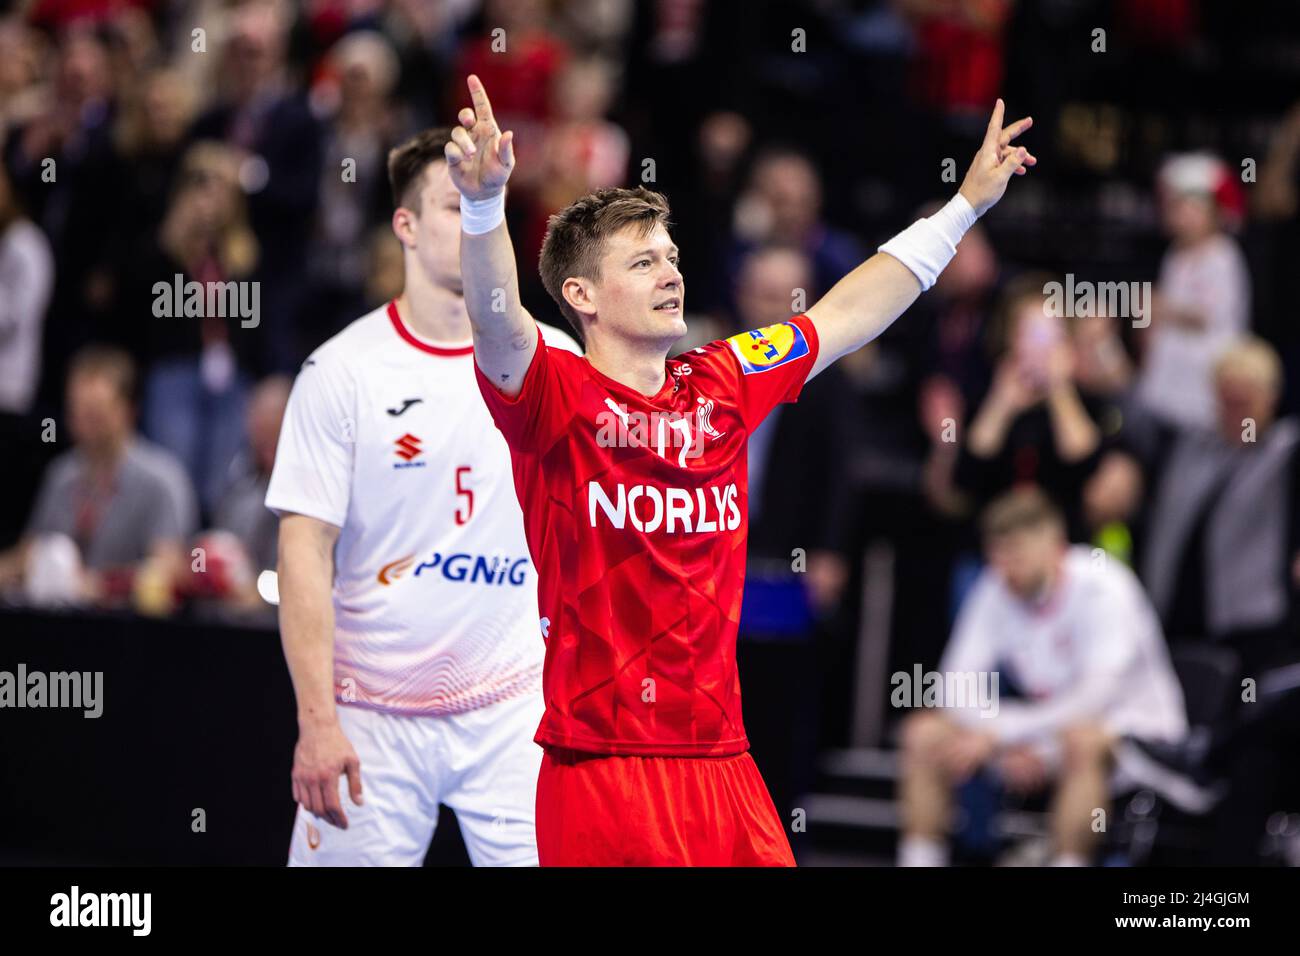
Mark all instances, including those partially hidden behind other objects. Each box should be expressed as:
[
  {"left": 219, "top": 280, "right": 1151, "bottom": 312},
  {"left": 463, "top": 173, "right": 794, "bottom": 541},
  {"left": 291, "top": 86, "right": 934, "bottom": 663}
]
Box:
[{"left": 726, "top": 322, "right": 809, "bottom": 374}]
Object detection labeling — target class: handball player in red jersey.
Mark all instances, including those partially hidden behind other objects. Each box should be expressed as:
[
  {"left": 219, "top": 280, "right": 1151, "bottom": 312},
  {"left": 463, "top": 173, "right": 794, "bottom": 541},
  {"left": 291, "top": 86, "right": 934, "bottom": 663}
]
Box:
[{"left": 446, "top": 74, "right": 1035, "bottom": 865}]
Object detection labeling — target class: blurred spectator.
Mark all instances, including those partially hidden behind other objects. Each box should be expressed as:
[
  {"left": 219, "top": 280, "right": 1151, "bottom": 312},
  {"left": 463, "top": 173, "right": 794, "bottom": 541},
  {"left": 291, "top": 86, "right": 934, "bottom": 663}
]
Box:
[
  {"left": 363, "top": 221, "right": 405, "bottom": 308},
  {"left": 551, "top": 0, "right": 634, "bottom": 57},
  {"left": 1250, "top": 100, "right": 1300, "bottom": 417},
  {"left": 111, "top": 141, "right": 259, "bottom": 517},
  {"left": 4, "top": 23, "right": 126, "bottom": 402},
  {"left": 897, "top": 0, "right": 1013, "bottom": 121},
  {"left": 0, "top": 160, "right": 54, "bottom": 417},
  {"left": 380, "top": 0, "right": 476, "bottom": 129},
  {"left": 189, "top": 0, "right": 323, "bottom": 370},
  {"left": 113, "top": 66, "right": 198, "bottom": 252},
  {"left": 526, "top": 56, "right": 629, "bottom": 263},
  {"left": 0, "top": 18, "right": 49, "bottom": 145},
  {"left": 731, "top": 242, "right": 857, "bottom": 831},
  {"left": 1070, "top": 309, "right": 1137, "bottom": 403},
  {"left": 0, "top": 159, "right": 56, "bottom": 550},
  {"left": 26, "top": 0, "right": 158, "bottom": 32},
  {"left": 738, "top": 244, "right": 855, "bottom": 614},
  {"left": 177, "top": 370, "right": 289, "bottom": 616},
  {"left": 454, "top": 0, "right": 570, "bottom": 188},
  {"left": 914, "top": 212, "right": 1001, "bottom": 517},
  {"left": 897, "top": 487, "right": 1186, "bottom": 867},
  {"left": 729, "top": 147, "right": 864, "bottom": 305},
  {"left": 309, "top": 29, "right": 402, "bottom": 332},
  {"left": 0, "top": 346, "right": 197, "bottom": 611},
  {"left": 955, "top": 274, "right": 1105, "bottom": 539},
  {"left": 1135, "top": 152, "right": 1250, "bottom": 431},
  {"left": 101, "top": 3, "right": 161, "bottom": 93},
  {"left": 1069, "top": 309, "right": 1143, "bottom": 552},
  {"left": 212, "top": 373, "right": 291, "bottom": 574},
  {"left": 1117, "top": 343, "right": 1300, "bottom": 864},
  {"left": 1135, "top": 338, "right": 1300, "bottom": 669}
]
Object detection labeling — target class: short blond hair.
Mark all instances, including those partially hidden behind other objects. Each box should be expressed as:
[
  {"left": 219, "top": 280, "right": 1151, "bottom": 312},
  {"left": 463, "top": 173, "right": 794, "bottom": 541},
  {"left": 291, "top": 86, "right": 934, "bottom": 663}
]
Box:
[
  {"left": 980, "top": 486, "right": 1065, "bottom": 541},
  {"left": 1215, "top": 336, "right": 1283, "bottom": 393}
]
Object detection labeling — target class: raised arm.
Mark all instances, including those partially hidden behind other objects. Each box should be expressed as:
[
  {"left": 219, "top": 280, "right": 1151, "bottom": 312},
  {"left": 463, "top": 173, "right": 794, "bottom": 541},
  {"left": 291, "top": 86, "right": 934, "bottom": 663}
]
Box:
[
  {"left": 806, "top": 99, "right": 1035, "bottom": 379},
  {"left": 446, "top": 75, "right": 538, "bottom": 397}
]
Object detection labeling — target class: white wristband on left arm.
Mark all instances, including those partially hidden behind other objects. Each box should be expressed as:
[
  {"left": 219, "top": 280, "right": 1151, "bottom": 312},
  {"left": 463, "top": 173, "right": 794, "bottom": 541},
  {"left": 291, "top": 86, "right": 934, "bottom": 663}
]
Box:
[{"left": 877, "top": 193, "right": 979, "bottom": 291}]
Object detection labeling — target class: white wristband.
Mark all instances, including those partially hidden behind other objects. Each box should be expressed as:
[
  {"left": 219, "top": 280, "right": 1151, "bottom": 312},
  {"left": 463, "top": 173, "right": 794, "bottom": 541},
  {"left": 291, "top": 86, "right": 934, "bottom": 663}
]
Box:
[
  {"left": 460, "top": 191, "right": 506, "bottom": 235},
  {"left": 877, "top": 193, "right": 978, "bottom": 291}
]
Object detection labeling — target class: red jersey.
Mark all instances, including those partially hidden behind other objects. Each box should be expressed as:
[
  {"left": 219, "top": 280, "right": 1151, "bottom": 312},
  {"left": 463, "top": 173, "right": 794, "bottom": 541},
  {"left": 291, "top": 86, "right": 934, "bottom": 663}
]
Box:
[{"left": 475, "top": 315, "right": 820, "bottom": 756}]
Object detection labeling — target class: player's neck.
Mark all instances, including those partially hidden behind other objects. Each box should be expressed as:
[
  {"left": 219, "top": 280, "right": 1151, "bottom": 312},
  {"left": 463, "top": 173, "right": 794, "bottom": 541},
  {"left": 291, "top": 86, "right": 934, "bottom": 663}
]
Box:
[
  {"left": 397, "top": 275, "right": 472, "bottom": 346},
  {"left": 584, "top": 335, "right": 671, "bottom": 398}
]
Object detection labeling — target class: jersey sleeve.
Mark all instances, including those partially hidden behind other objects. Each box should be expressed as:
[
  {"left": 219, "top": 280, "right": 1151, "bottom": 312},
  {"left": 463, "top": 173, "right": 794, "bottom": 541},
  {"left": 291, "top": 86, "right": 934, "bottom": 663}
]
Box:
[
  {"left": 474, "top": 329, "right": 572, "bottom": 452},
  {"left": 264, "top": 354, "right": 355, "bottom": 527},
  {"left": 537, "top": 320, "right": 584, "bottom": 356},
  {"left": 702, "top": 313, "right": 821, "bottom": 433}
]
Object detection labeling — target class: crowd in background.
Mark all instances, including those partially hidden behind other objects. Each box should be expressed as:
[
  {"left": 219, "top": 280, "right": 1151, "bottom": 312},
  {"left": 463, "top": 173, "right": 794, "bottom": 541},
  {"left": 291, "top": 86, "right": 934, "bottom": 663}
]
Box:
[{"left": 1, "top": 0, "right": 1299, "bottom": 860}]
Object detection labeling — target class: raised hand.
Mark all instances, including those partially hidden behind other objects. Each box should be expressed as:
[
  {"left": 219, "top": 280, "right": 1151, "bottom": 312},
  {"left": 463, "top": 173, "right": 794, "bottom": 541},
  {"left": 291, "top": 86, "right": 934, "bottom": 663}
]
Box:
[
  {"left": 958, "top": 98, "right": 1037, "bottom": 216},
  {"left": 446, "top": 74, "right": 516, "bottom": 201}
]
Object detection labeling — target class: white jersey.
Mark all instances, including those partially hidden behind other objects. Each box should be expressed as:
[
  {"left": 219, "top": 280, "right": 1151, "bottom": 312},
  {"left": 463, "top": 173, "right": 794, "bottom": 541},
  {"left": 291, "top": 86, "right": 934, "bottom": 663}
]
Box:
[
  {"left": 267, "top": 300, "right": 581, "bottom": 716},
  {"left": 940, "top": 546, "right": 1187, "bottom": 745}
]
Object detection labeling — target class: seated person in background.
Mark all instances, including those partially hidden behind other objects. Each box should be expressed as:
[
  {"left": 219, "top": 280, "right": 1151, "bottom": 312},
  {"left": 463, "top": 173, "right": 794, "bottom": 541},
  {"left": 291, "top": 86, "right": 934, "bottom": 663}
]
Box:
[
  {"left": 213, "top": 373, "right": 291, "bottom": 575},
  {"left": 896, "top": 487, "right": 1186, "bottom": 867},
  {"left": 1096, "top": 337, "right": 1300, "bottom": 673},
  {"left": 956, "top": 275, "right": 1104, "bottom": 540},
  {"left": 0, "top": 345, "right": 197, "bottom": 611},
  {"left": 173, "top": 374, "right": 292, "bottom": 615}
]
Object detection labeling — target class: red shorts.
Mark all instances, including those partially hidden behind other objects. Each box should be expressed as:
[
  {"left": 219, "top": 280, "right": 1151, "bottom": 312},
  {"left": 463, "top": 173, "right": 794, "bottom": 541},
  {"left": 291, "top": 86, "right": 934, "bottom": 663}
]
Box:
[{"left": 535, "top": 747, "right": 796, "bottom": 866}]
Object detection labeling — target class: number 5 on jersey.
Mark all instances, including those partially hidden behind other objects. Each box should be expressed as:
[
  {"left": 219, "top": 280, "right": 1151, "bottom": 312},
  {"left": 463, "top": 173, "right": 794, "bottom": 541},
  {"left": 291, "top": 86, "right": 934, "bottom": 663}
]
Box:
[{"left": 455, "top": 466, "right": 474, "bottom": 525}]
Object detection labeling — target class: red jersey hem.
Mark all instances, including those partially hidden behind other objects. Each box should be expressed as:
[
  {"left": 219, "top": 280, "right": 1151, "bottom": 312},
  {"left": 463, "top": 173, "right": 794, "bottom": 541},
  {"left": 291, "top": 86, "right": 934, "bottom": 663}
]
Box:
[{"left": 536, "top": 728, "right": 750, "bottom": 757}]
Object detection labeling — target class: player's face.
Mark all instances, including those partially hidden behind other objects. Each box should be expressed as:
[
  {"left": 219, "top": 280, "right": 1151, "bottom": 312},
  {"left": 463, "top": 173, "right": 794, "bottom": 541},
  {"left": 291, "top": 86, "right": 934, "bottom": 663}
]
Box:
[
  {"left": 986, "top": 525, "right": 1064, "bottom": 600},
  {"left": 589, "top": 223, "right": 685, "bottom": 345},
  {"left": 410, "top": 161, "right": 464, "bottom": 294}
]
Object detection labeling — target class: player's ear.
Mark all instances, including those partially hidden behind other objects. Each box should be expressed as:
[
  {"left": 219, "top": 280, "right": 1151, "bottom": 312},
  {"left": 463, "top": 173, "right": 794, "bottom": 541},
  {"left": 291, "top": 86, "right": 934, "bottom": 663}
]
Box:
[
  {"left": 391, "top": 207, "right": 417, "bottom": 249},
  {"left": 562, "top": 277, "right": 598, "bottom": 317}
]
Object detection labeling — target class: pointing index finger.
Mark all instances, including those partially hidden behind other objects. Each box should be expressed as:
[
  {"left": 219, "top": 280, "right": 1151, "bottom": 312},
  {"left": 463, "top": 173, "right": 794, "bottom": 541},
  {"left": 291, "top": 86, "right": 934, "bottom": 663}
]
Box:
[
  {"left": 983, "top": 97, "right": 1006, "bottom": 149},
  {"left": 467, "top": 74, "right": 495, "bottom": 127}
]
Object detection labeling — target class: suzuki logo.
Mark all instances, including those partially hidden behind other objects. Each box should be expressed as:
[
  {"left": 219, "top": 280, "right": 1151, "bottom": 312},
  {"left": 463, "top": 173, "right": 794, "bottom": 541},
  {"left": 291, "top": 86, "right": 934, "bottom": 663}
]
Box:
[{"left": 394, "top": 433, "right": 422, "bottom": 461}]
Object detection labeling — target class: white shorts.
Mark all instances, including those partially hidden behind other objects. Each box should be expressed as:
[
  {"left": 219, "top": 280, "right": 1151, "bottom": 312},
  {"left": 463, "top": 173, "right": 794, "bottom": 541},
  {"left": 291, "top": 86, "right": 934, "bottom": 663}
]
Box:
[{"left": 288, "top": 690, "right": 544, "bottom": 866}]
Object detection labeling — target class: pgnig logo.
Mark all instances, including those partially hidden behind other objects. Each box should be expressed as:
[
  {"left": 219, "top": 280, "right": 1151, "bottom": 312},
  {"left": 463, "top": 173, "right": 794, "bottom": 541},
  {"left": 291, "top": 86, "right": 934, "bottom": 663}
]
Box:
[{"left": 377, "top": 552, "right": 530, "bottom": 586}]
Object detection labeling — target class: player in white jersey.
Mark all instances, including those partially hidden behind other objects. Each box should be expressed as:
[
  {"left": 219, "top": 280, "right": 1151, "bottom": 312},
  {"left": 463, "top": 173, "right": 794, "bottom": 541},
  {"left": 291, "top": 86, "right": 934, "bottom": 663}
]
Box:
[
  {"left": 266, "top": 128, "right": 579, "bottom": 866},
  {"left": 895, "top": 487, "right": 1187, "bottom": 867}
]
